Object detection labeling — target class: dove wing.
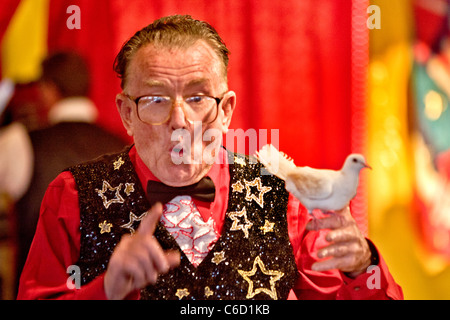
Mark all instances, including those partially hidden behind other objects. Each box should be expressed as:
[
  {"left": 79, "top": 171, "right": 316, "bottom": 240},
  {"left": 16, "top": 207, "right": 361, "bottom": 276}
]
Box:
[
  {"left": 287, "top": 167, "right": 335, "bottom": 200},
  {"left": 255, "top": 144, "right": 296, "bottom": 180}
]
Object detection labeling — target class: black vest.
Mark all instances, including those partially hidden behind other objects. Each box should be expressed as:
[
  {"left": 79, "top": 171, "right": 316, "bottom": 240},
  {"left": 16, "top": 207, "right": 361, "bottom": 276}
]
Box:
[{"left": 69, "top": 148, "right": 298, "bottom": 300}]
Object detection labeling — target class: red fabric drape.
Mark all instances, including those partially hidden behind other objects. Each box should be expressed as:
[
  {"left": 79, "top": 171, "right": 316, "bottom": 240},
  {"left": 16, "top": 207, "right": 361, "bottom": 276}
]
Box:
[
  {"left": 46, "top": 0, "right": 354, "bottom": 169},
  {"left": 0, "top": 0, "right": 20, "bottom": 43}
]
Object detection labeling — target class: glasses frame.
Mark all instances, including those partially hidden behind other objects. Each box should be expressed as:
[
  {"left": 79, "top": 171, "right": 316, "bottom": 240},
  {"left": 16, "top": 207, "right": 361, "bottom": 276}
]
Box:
[{"left": 124, "top": 93, "right": 224, "bottom": 125}]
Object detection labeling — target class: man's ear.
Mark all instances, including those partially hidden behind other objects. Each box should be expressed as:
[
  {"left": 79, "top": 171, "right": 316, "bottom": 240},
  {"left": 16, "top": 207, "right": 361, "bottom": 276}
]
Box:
[
  {"left": 220, "top": 91, "right": 236, "bottom": 134},
  {"left": 116, "top": 93, "right": 134, "bottom": 137}
]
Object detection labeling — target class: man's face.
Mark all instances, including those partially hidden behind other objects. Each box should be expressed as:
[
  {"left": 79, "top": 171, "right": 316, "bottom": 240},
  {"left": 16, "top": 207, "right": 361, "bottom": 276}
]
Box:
[{"left": 116, "top": 41, "right": 236, "bottom": 186}]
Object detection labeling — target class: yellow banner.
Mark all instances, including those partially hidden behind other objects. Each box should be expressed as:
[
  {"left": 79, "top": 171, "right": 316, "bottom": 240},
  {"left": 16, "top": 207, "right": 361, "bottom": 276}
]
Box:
[{"left": 1, "top": 0, "right": 49, "bottom": 83}]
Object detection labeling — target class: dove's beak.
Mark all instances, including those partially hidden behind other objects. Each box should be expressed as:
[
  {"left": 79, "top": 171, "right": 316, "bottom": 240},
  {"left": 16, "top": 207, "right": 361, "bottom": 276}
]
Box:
[{"left": 364, "top": 162, "right": 372, "bottom": 170}]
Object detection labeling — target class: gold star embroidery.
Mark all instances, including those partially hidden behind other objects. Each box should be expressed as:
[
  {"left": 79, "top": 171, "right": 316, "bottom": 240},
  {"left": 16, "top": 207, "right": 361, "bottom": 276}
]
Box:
[
  {"left": 234, "top": 156, "right": 246, "bottom": 167},
  {"left": 211, "top": 250, "right": 226, "bottom": 265},
  {"left": 231, "top": 181, "right": 244, "bottom": 193},
  {"left": 120, "top": 211, "right": 147, "bottom": 235},
  {"left": 113, "top": 157, "right": 125, "bottom": 170},
  {"left": 244, "top": 177, "right": 272, "bottom": 208},
  {"left": 175, "top": 288, "right": 190, "bottom": 299},
  {"left": 238, "top": 256, "right": 284, "bottom": 300},
  {"left": 228, "top": 207, "right": 253, "bottom": 238},
  {"left": 260, "top": 220, "right": 275, "bottom": 234},
  {"left": 96, "top": 181, "right": 124, "bottom": 209},
  {"left": 124, "top": 182, "right": 135, "bottom": 196},
  {"left": 98, "top": 220, "right": 113, "bottom": 234},
  {"left": 204, "top": 286, "right": 214, "bottom": 298}
]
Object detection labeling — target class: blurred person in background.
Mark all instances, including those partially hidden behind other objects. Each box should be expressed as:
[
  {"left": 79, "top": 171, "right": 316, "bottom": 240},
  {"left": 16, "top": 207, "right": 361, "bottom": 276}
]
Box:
[{"left": 0, "top": 51, "right": 126, "bottom": 295}]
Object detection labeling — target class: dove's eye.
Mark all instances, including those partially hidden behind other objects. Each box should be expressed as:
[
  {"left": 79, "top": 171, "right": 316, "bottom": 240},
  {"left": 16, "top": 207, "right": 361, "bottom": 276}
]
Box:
[{"left": 352, "top": 158, "right": 358, "bottom": 163}]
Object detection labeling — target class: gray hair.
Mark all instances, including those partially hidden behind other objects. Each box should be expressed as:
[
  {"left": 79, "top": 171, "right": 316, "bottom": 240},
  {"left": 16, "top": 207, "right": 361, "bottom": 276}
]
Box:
[{"left": 113, "top": 15, "right": 230, "bottom": 89}]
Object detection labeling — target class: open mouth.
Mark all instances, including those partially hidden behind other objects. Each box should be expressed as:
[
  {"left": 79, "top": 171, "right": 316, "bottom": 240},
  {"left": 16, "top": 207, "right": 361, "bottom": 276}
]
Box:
[{"left": 170, "top": 145, "right": 184, "bottom": 157}]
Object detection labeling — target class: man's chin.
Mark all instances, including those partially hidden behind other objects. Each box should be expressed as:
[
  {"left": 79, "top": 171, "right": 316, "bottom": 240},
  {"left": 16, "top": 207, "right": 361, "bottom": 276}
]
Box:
[{"left": 158, "top": 163, "right": 209, "bottom": 187}]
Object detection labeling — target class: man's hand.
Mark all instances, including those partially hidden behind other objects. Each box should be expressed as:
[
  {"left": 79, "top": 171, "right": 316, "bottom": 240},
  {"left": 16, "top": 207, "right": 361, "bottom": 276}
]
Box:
[
  {"left": 305, "top": 206, "right": 371, "bottom": 277},
  {"left": 104, "top": 203, "right": 181, "bottom": 300}
]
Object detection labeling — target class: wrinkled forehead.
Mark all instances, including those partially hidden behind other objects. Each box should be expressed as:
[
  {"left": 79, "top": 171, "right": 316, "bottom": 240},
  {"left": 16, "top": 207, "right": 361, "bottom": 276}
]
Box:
[{"left": 125, "top": 41, "right": 227, "bottom": 91}]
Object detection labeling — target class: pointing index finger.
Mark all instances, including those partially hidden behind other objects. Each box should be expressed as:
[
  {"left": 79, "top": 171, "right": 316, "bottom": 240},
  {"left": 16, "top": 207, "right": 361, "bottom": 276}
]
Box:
[{"left": 137, "top": 202, "right": 164, "bottom": 236}]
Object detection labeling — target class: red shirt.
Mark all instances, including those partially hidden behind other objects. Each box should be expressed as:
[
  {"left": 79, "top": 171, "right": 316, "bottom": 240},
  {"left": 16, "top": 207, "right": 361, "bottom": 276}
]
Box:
[{"left": 17, "top": 146, "right": 403, "bottom": 300}]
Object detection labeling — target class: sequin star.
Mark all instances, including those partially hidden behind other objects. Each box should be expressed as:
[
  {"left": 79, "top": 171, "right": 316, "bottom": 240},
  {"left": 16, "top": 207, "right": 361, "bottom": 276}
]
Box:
[
  {"left": 113, "top": 157, "right": 125, "bottom": 170},
  {"left": 231, "top": 181, "right": 244, "bottom": 193},
  {"left": 95, "top": 181, "right": 124, "bottom": 209},
  {"left": 124, "top": 182, "right": 135, "bottom": 196},
  {"left": 211, "top": 250, "right": 226, "bottom": 265},
  {"left": 244, "top": 177, "right": 272, "bottom": 208},
  {"left": 238, "top": 256, "right": 284, "bottom": 300},
  {"left": 228, "top": 207, "right": 253, "bottom": 238},
  {"left": 175, "top": 288, "right": 190, "bottom": 299},
  {"left": 120, "top": 211, "right": 147, "bottom": 235},
  {"left": 260, "top": 220, "right": 275, "bottom": 234},
  {"left": 234, "top": 156, "right": 246, "bottom": 167},
  {"left": 204, "top": 286, "right": 214, "bottom": 298},
  {"left": 98, "top": 220, "right": 113, "bottom": 234}
]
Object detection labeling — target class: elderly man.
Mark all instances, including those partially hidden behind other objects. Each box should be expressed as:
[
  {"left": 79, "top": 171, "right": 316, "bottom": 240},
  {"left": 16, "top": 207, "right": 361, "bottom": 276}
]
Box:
[{"left": 18, "top": 15, "right": 402, "bottom": 300}]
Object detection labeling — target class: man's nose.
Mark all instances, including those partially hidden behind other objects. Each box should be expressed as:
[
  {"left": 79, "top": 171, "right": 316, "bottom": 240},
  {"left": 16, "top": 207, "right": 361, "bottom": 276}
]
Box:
[{"left": 169, "top": 100, "right": 188, "bottom": 129}]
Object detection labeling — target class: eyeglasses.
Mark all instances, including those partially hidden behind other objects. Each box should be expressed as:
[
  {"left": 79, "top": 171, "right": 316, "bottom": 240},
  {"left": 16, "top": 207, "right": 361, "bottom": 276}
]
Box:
[{"left": 124, "top": 93, "right": 224, "bottom": 125}]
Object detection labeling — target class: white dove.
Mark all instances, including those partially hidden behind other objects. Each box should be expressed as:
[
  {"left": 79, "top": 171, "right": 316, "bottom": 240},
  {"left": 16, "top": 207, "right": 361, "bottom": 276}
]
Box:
[{"left": 255, "top": 144, "right": 371, "bottom": 215}]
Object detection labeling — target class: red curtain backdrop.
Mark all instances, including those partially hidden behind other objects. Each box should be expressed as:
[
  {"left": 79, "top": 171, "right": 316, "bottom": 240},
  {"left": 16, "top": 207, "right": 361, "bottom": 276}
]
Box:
[{"left": 0, "top": 0, "right": 20, "bottom": 76}]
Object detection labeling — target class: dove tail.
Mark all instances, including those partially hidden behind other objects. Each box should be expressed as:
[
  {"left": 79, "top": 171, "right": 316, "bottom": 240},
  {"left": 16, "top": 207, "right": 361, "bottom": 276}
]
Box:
[{"left": 254, "top": 144, "right": 296, "bottom": 181}]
